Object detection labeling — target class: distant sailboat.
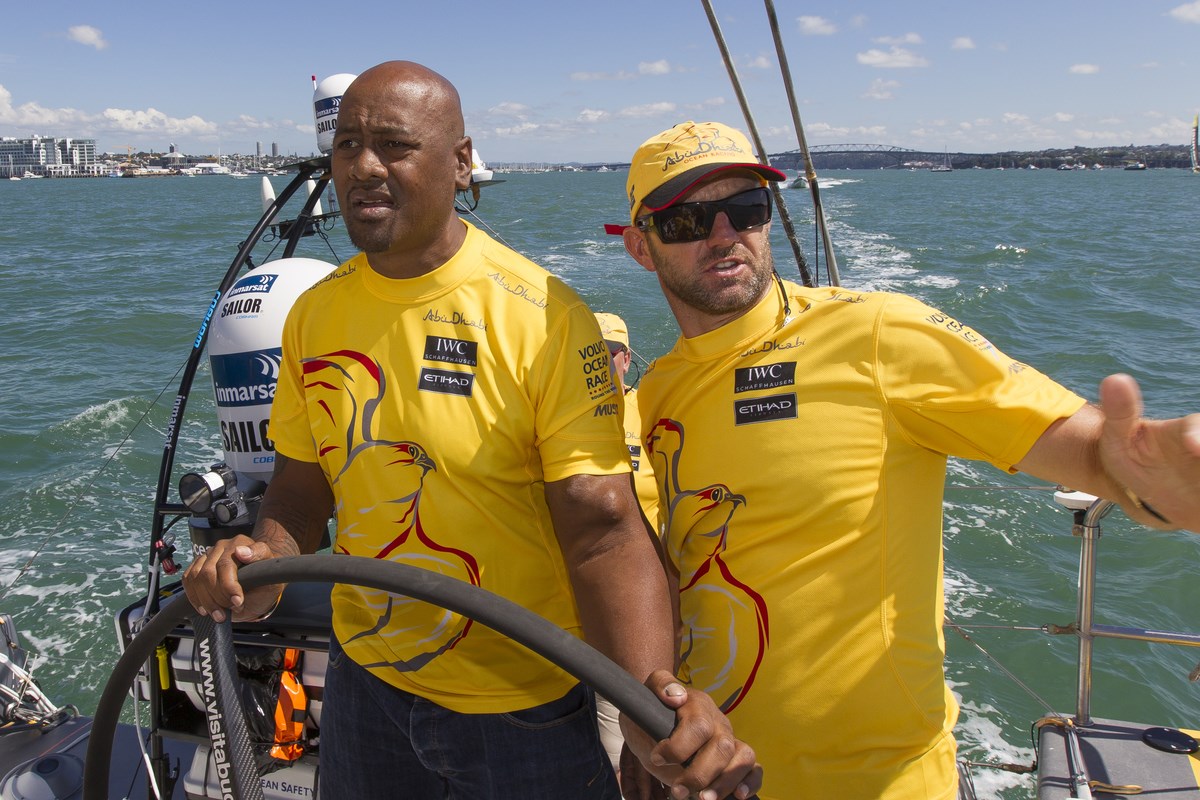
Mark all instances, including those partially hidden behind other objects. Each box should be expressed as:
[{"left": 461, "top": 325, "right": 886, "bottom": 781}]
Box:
[
  {"left": 1191, "top": 114, "right": 1199, "bottom": 174},
  {"left": 930, "top": 150, "right": 952, "bottom": 172}
]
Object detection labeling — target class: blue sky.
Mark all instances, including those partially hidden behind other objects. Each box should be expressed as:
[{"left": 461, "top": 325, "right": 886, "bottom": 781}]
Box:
[{"left": 2, "top": 1, "right": 1198, "bottom": 163}]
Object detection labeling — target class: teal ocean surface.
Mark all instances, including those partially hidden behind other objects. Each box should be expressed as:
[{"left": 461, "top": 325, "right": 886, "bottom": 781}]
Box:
[{"left": 1, "top": 167, "right": 1197, "bottom": 797}]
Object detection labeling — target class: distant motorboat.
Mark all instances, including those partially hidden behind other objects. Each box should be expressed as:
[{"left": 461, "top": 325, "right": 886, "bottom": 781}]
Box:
[
  {"left": 1123, "top": 162, "right": 1147, "bottom": 171},
  {"left": 789, "top": 172, "right": 808, "bottom": 189}
]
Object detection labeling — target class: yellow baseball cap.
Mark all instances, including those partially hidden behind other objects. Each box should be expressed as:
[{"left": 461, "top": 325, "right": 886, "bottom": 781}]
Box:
[
  {"left": 625, "top": 121, "right": 786, "bottom": 226},
  {"left": 594, "top": 312, "right": 629, "bottom": 349}
]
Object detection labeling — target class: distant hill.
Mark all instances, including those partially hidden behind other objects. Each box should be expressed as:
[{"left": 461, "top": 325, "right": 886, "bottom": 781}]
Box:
[{"left": 768, "top": 143, "right": 1192, "bottom": 171}]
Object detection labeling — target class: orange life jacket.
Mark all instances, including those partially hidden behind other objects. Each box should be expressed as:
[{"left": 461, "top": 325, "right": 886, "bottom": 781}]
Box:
[{"left": 270, "top": 648, "right": 307, "bottom": 761}]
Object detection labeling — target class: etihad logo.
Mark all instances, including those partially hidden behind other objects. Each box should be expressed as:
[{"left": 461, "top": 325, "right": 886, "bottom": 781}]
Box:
[
  {"left": 227, "top": 272, "right": 278, "bottom": 298},
  {"left": 734, "top": 392, "right": 797, "bottom": 425},
  {"left": 423, "top": 335, "right": 478, "bottom": 366},
  {"left": 418, "top": 367, "right": 475, "bottom": 397},
  {"left": 734, "top": 362, "right": 796, "bottom": 393}
]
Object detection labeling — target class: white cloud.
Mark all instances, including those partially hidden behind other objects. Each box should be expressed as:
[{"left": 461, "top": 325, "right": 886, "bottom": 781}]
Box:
[
  {"left": 874, "top": 33, "right": 923, "bottom": 45},
  {"left": 638, "top": 60, "right": 671, "bottom": 75},
  {"left": 617, "top": 102, "right": 677, "bottom": 118},
  {"left": 493, "top": 122, "right": 539, "bottom": 137},
  {"left": 578, "top": 108, "right": 608, "bottom": 123},
  {"left": 797, "top": 16, "right": 836, "bottom": 35},
  {"left": 1053, "top": 112, "right": 1074, "bottom": 123},
  {"left": 806, "top": 121, "right": 888, "bottom": 142},
  {"left": 570, "top": 71, "right": 636, "bottom": 81},
  {"left": 1167, "top": 0, "right": 1200, "bottom": 22},
  {"left": 862, "top": 79, "right": 900, "bottom": 100},
  {"left": 488, "top": 102, "right": 530, "bottom": 117},
  {"left": 1069, "top": 63, "right": 1100, "bottom": 74},
  {"left": 744, "top": 55, "right": 771, "bottom": 69},
  {"left": 102, "top": 107, "right": 216, "bottom": 137},
  {"left": 67, "top": 25, "right": 108, "bottom": 50},
  {"left": 951, "top": 37, "right": 975, "bottom": 50},
  {"left": 857, "top": 48, "right": 929, "bottom": 68}
]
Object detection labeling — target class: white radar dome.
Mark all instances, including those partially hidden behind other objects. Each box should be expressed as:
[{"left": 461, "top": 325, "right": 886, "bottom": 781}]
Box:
[
  {"left": 208, "top": 258, "right": 337, "bottom": 483},
  {"left": 313, "top": 73, "right": 358, "bottom": 154}
]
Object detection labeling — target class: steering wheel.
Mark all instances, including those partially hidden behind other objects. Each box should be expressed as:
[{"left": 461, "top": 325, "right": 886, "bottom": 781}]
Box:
[{"left": 82, "top": 554, "right": 723, "bottom": 799}]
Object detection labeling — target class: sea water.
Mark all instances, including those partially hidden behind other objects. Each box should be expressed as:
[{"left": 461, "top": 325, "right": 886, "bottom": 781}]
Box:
[{"left": 0, "top": 167, "right": 1197, "bottom": 797}]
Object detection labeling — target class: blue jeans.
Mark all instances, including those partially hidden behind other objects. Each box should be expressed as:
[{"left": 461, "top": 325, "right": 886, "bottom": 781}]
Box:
[{"left": 319, "top": 635, "right": 620, "bottom": 798}]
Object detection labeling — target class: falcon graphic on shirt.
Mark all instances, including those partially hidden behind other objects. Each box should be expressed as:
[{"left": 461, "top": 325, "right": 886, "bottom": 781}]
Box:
[
  {"left": 646, "top": 418, "right": 769, "bottom": 712},
  {"left": 302, "top": 349, "right": 481, "bottom": 672}
]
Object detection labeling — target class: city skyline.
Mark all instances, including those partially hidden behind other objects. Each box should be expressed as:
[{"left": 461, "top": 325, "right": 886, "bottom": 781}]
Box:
[{"left": 1, "top": 1, "right": 1198, "bottom": 164}]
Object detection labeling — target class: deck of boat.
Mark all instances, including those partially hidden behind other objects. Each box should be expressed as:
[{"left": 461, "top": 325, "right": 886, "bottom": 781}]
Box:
[{"left": 1038, "top": 716, "right": 1200, "bottom": 798}]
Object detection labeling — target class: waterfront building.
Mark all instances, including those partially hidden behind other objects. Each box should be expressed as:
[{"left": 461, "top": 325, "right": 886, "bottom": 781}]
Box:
[{"left": 0, "top": 136, "right": 101, "bottom": 177}]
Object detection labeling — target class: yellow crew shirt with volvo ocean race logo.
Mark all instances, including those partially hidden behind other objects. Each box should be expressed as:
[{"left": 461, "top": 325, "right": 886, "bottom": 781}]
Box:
[
  {"left": 637, "top": 282, "right": 1086, "bottom": 799},
  {"left": 269, "top": 219, "right": 629, "bottom": 714}
]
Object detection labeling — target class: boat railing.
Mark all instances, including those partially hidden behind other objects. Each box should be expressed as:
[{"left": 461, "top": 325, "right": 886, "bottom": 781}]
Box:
[{"left": 1062, "top": 492, "right": 1200, "bottom": 725}]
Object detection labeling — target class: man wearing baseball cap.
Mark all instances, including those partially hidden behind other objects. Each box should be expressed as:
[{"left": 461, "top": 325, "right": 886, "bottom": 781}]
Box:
[{"left": 620, "top": 120, "right": 1200, "bottom": 799}]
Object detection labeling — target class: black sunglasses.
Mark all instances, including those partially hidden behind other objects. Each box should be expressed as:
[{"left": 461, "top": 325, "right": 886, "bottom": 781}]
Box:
[{"left": 635, "top": 187, "right": 773, "bottom": 244}]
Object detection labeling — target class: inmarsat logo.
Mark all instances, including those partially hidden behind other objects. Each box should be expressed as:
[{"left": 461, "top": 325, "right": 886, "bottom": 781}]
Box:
[
  {"left": 315, "top": 96, "right": 341, "bottom": 135},
  {"left": 211, "top": 348, "right": 282, "bottom": 407},
  {"left": 227, "top": 273, "right": 278, "bottom": 298}
]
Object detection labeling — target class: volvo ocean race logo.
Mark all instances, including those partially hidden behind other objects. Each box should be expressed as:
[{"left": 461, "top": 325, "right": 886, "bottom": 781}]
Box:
[{"left": 211, "top": 348, "right": 281, "bottom": 407}]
